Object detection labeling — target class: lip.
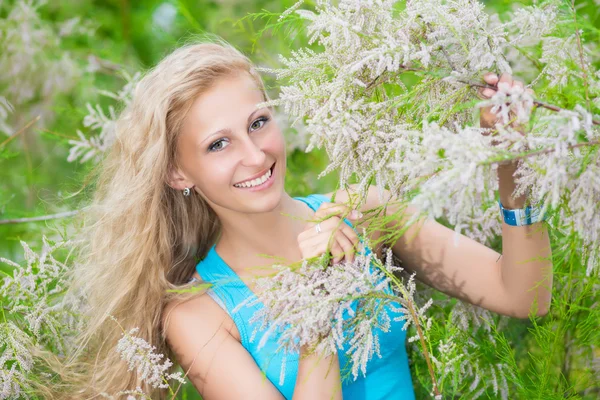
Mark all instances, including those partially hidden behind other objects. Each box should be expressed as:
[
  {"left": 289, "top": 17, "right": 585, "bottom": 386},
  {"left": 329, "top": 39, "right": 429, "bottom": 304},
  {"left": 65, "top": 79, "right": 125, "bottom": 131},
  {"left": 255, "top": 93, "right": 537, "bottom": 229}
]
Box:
[{"left": 233, "top": 162, "right": 276, "bottom": 186}]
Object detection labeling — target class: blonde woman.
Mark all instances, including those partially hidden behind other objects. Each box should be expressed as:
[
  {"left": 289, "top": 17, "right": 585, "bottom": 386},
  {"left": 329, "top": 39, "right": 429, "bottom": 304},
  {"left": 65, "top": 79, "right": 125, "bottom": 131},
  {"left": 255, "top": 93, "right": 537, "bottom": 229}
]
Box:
[{"left": 63, "top": 38, "right": 553, "bottom": 399}]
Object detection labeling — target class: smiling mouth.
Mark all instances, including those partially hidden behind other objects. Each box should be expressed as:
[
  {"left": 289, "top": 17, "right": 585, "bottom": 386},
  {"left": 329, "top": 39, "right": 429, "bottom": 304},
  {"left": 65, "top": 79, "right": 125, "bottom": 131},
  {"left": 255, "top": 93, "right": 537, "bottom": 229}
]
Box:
[{"left": 233, "top": 162, "right": 276, "bottom": 189}]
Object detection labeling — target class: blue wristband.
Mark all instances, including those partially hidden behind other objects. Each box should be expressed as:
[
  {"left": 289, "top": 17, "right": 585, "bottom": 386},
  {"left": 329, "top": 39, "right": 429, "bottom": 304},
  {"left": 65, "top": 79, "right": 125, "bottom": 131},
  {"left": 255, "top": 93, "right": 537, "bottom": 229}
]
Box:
[{"left": 497, "top": 199, "right": 548, "bottom": 226}]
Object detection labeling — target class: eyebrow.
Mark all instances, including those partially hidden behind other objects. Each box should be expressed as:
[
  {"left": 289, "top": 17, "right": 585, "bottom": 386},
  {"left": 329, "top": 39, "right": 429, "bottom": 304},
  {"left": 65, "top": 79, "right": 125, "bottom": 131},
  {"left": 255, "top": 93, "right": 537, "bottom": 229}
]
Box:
[{"left": 200, "top": 108, "right": 263, "bottom": 146}]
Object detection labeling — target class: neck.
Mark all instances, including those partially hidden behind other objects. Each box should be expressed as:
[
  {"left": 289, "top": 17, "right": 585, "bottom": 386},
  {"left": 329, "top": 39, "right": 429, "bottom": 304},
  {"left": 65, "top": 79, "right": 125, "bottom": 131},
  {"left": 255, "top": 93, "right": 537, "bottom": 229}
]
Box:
[{"left": 215, "top": 192, "right": 314, "bottom": 269}]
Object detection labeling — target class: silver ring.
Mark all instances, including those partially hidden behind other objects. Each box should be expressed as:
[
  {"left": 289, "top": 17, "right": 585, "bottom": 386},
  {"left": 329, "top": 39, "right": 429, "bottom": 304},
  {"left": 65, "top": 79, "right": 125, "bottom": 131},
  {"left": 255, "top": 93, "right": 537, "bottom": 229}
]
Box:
[{"left": 315, "top": 223, "right": 322, "bottom": 234}]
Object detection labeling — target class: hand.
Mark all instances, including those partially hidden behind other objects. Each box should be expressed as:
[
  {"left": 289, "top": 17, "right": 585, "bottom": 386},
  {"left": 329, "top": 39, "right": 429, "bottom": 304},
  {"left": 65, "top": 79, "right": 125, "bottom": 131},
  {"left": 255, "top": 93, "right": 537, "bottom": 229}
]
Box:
[
  {"left": 297, "top": 202, "right": 362, "bottom": 265},
  {"left": 478, "top": 72, "right": 534, "bottom": 133}
]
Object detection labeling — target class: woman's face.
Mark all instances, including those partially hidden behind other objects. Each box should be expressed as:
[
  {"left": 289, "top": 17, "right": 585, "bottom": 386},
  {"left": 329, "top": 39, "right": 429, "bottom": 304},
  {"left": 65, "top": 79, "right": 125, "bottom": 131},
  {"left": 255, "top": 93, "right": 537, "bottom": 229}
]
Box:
[{"left": 172, "top": 72, "right": 287, "bottom": 214}]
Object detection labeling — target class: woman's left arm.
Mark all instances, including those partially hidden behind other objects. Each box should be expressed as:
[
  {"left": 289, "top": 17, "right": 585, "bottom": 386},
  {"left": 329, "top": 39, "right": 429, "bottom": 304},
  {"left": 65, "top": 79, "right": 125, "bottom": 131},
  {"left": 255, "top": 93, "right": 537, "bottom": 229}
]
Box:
[
  {"left": 494, "top": 157, "right": 553, "bottom": 318},
  {"left": 358, "top": 182, "right": 553, "bottom": 319},
  {"left": 351, "top": 73, "right": 553, "bottom": 319}
]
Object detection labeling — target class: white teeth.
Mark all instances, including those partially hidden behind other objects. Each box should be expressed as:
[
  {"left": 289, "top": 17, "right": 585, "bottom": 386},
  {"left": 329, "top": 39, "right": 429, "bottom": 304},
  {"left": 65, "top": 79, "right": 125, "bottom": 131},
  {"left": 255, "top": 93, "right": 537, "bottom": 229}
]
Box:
[{"left": 234, "top": 168, "right": 272, "bottom": 188}]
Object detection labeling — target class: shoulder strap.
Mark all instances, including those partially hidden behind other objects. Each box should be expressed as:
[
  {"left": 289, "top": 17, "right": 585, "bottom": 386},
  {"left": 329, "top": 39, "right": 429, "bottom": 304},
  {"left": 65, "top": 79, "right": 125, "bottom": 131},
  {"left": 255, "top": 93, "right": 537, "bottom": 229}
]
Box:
[{"left": 195, "top": 244, "right": 256, "bottom": 345}]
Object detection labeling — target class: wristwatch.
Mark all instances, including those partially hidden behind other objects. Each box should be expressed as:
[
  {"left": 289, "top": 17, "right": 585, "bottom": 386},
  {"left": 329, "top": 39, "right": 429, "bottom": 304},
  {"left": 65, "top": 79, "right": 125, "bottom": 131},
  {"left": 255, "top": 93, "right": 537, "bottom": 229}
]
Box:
[{"left": 497, "top": 199, "right": 548, "bottom": 226}]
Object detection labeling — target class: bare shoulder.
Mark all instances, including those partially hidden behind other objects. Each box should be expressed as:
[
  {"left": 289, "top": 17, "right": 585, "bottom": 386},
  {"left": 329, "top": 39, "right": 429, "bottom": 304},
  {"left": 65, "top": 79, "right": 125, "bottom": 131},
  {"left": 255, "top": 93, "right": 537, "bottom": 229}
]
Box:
[
  {"left": 162, "top": 293, "right": 285, "bottom": 399},
  {"left": 163, "top": 292, "right": 241, "bottom": 348},
  {"left": 161, "top": 294, "right": 234, "bottom": 393}
]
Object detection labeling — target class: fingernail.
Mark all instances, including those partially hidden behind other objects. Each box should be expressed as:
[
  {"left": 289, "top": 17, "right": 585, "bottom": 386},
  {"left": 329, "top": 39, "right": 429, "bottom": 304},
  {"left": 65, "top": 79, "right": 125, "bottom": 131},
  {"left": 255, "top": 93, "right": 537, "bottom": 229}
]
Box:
[{"left": 351, "top": 210, "right": 363, "bottom": 219}]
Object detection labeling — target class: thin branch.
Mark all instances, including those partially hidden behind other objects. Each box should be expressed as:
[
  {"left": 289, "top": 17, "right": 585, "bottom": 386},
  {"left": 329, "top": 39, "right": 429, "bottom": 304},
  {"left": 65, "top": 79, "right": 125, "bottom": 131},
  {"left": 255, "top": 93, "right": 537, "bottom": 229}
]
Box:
[
  {"left": 366, "top": 64, "right": 420, "bottom": 90},
  {"left": 372, "top": 63, "right": 600, "bottom": 126},
  {"left": 0, "top": 115, "right": 41, "bottom": 148},
  {"left": 463, "top": 81, "right": 600, "bottom": 126},
  {"left": 481, "top": 139, "right": 600, "bottom": 166},
  {"left": 0, "top": 209, "right": 83, "bottom": 225},
  {"left": 404, "top": 293, "right": 440, "bottom": 396},
  {"left": 570, "top": 0, "right": 591, "bottom": 111}
]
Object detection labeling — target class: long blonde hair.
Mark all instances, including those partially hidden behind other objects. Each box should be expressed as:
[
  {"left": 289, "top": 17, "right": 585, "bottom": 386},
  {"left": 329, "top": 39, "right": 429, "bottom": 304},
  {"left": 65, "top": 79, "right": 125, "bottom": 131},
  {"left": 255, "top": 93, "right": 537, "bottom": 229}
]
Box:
[{"left": 59, "top": 37, "right": 270, "bottom": 398}]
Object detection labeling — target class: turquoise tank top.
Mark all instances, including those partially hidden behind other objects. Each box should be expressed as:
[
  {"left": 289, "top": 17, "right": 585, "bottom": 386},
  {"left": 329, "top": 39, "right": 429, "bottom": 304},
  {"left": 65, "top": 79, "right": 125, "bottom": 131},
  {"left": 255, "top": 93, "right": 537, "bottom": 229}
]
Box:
[{"left": 196, "top": 194, "right": 416, "bottom": 399}]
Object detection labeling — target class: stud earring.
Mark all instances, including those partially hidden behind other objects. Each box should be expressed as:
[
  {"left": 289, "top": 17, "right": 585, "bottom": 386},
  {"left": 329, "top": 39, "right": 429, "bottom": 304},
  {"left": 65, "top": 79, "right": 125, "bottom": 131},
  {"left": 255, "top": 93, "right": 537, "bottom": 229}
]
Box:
[{"left": 183, "top": 187, "right": 191, "bottom": 196}]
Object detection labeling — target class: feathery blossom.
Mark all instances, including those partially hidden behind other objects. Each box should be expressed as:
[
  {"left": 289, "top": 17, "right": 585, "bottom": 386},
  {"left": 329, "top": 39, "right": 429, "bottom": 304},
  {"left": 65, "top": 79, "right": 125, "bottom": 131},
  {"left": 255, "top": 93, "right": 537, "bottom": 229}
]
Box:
[
  {"left": 0, "top": 236, "right": 83, "bottom": 352},
  {"left": 237, "top": 239, "right": 431, "bottom": 380},
  {"left": 538, "top": 35, "right": 590, "bottom": 88},
  {"left": 422, "top": 300, "right": 514, "bottom": 400},
  {"left": 261, "top": 0, "right": 600, "bottom": 274},
  {"left": 0, "top": 322, "right": 35, "bottom": 399},
  {"left": 476, "top": 82, "right": 535, "bottom": 125},
  {"left": 113, "top": 321, "right": 185, "bottom": 390},
  {"left": 67, "top": 71, "right": 141, "bottom": 163},
  {"left": 0, "top": 0, "right": 91, "bottom": 133}
]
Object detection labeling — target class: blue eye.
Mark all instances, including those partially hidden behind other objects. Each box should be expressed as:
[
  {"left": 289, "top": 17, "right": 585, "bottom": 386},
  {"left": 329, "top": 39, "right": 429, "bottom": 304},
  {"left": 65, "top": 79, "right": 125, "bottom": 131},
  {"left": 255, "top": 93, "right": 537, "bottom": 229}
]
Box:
[{"left": 208, "top": 116, "right": 270, "bottom": 153}]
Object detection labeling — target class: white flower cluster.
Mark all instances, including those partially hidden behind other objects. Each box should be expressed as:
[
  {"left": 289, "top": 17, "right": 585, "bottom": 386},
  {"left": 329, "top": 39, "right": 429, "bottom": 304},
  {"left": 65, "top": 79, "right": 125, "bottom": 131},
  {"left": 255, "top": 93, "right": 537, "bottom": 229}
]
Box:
[
  {"left": 261, "top": 0, "right": 600, "bottom": 274},
  {"left": 476, "top": 82, "right": 535, "bottom": 125},
  {"left": 0, "top": 236, "right": 89, "bottom": 399},
  {"left": 0, "top": 322, "right": 35, "bottom": 399},
  {"left": 114, "top": 323, "right": 185, "bottom": 390},
  {"left": 0, "top": 236, "right": 82, "bottom": 351},
  {"left": 422, "top": 300, "right": 514, "bottom": 400},
  {"left": 67, "top": 71, "right": 141, "bottom": 163},
  {"left": 0, "top": 0, "right": 92, "bottom": 133},
  {"left": 238, "top": 242, "right": 431, "bottom": 380}
]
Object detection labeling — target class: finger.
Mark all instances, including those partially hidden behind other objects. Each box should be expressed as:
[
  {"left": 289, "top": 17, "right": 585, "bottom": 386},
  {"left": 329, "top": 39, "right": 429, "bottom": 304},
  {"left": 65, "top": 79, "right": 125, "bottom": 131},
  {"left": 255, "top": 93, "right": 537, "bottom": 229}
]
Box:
[
  {"left": 329, "top": 241, "right": 345, "bottom": 263},
  {"left": 308, "top": 218, "right": 360, "bottom": 255},
  {"left": 483, "top": 72, "right": 498, "bottom": 85},
  {"left": 513, "top": 80, "right": 524, "bottom": 91},
  {"left": 482, "top": 87, "right": 496, "bottom": 98},
  {"left": 299, "top": 233, "right": 332, "bottom": 260},
  {"left": 316, "top": 217, "right": 362, "bottom": 247},
  {"left": 300, "top": 223, "right": 357, "bottom": 262},
  {"left": 300, "top": 225, "right": 341, "bottom": 255},
  {"left": 310, "top": 209, "right": 361, "bottom": 236},
  {"left": 339, "top": 224, "right": 360, "bottom": 249},
  {"left": 334, "top": 230, "right": 356, "bottom": 264},
  {"left": 498, "top": 72, "right": 513, "bottom": 91},
  {"left": 311, "top": 215, "right": 344, "bottom": 237}
]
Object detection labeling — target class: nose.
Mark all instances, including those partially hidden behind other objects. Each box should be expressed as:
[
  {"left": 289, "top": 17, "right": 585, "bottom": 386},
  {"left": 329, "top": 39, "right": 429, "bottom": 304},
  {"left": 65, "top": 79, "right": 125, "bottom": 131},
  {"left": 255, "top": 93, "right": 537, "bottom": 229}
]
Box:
[{"left": 240, "top": 135, "right": 266, "bottom": 167}]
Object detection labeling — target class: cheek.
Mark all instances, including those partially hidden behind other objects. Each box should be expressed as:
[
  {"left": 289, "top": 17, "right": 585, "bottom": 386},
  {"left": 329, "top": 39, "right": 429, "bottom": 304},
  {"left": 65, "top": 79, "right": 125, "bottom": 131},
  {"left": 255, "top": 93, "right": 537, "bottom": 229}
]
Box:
[
  {"left": 200, "top": 162, "right": 234, "bottom": 188},
  {"left": 264, "top": 128, "right": 286, "bottom": 155}
]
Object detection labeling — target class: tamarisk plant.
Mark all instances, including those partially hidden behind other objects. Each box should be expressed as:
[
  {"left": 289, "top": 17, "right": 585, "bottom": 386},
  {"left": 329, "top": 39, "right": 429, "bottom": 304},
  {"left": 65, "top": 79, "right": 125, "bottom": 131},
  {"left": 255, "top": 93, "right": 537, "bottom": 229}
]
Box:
[
  {"left": 67, "top": 70, "right": 142, "bottom": 164},
  {"left": 0, "top": 238, "right": 187, "bottom": 399},
  {"left": 238, "top": 0, "right": 600, "bottom": 398},
  {"left": 0, "top": 236, "right": 85, "bottom": 399},
  {"left": 258, "top": 0, "right": 600, "bottom": 272},
  {"left": 235, "top": 236, "right": 434, "bottom": 384},
  {"left": 0, "top": 0, "right": 92, "bottom": 134}
]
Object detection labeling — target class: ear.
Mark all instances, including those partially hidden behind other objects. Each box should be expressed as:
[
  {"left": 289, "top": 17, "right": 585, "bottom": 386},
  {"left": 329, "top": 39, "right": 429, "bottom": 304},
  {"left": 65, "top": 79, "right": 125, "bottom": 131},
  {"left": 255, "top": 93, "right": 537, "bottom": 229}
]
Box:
[{"left": 167, "top": 164, "right": 194, "bottom": 191}]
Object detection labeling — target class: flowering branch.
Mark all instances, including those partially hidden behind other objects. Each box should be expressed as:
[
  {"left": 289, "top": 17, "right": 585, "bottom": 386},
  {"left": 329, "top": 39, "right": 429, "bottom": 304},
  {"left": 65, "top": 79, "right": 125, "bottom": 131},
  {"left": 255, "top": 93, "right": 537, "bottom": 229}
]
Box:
[{"left": 464, "top": 81, "right": 600, "bottom": 126}]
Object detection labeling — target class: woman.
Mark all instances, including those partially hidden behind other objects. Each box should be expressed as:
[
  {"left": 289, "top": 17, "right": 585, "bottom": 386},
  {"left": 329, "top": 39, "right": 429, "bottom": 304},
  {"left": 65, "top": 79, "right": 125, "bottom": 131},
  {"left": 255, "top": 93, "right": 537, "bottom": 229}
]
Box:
[{"left": 64, "top": 38, "right": 553, "bottom": 399}]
